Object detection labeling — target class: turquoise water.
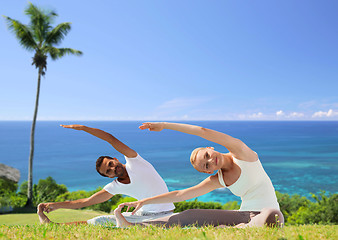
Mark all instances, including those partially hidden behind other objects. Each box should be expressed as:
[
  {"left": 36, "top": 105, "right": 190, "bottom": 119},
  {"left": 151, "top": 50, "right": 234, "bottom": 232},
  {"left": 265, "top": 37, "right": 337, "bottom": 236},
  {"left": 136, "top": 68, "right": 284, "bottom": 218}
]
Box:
[{"left": 0, "top": 121, "right": 337, "bottom": 203}]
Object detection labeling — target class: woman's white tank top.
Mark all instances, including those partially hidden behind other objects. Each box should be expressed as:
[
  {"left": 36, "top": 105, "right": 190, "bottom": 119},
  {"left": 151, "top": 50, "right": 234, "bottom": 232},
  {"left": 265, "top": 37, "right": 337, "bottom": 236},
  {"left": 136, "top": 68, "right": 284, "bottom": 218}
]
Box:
[{"left": 217, "top": 156, "right": 280, "bottom": 211}]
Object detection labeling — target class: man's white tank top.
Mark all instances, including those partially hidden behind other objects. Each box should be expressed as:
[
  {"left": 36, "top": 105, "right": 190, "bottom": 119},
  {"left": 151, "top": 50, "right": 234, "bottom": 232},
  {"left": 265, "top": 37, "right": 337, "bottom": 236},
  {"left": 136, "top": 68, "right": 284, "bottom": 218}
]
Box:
[{"left": 217, "top": 156, "right": 280, "bottom": 211}]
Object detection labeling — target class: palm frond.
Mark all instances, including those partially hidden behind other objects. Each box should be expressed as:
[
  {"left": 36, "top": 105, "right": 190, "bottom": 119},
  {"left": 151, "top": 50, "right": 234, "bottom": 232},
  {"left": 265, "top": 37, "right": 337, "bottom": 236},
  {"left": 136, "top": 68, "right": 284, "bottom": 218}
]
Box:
[
  {"left": 3, "top": 16, "right": 38, "bottom": 51},
  {"left": 25, "top": 3, "right": 57, "bottom": 43},
  {"left": 45, "top": 47, "right": 83, "bottom": 60},
  {"left": 45, "top": 22, "right": 72, "bottom": 46},
  {"left": 25, "top": 2, "right": 57, "bottom": 23}
]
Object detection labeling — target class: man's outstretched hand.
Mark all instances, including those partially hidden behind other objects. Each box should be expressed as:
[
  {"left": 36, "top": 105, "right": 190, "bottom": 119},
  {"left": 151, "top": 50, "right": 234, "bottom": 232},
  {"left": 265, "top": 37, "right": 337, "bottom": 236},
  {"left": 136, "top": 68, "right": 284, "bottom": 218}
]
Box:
[
  {"left": 118, "top": 200, "right": 144, "bottom": 215},
  {"left": 37, "top": 203, "right": 57, "bottom": 214},
  {"left": 60, "top": 124, "right": 86, "bottom": 130}
]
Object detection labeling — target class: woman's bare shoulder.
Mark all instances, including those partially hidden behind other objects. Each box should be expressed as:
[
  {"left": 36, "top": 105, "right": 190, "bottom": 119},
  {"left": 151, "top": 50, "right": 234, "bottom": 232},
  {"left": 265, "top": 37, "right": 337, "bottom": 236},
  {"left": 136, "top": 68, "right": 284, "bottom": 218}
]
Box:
[{"left": 232, "top": 149, "right": 258, "bottom": 162}]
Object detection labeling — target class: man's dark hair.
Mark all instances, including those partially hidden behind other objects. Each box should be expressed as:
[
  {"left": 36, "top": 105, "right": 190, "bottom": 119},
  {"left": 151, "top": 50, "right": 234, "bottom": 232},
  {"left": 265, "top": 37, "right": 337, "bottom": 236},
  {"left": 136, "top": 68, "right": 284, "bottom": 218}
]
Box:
[{"left": 96, "top": 156, "right": 114, "bottom": 177}]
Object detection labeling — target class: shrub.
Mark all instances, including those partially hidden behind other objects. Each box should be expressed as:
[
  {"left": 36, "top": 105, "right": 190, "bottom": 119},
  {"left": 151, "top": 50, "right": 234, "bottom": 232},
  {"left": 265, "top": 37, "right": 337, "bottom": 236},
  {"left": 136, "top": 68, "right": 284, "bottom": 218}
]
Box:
[
  {"left": 18, "top": 181, "right": 28, "bottom": 195},
  {"left": 222, "top": 201, "right": 240, "bottom": 210},
  {"left": 9, "top": 193, "right": 27, "bottom": 208},
  {"left": 174, "top": 199, "right": 239, "bottom": 213},
  {"left": 0, "top": 195, "right": 11, "bottom": 208},
  {"left": 276, "top": 191, "right": 310, "bottom": 223},
  {"left": 0, "top": 178, "right": 24, "bottom": 210},
  {"left": 287, "top": 191, "right": 338, "bottom": 225},
  {"left": 0, "top": 179, "right": 18, "bottom": 195},
  {"left": 34, "top": 176, "right": 68, "bottom": 205},
  {"left": 56, "top": 187, "right": 122, "bottom": 213},
  {"left": 0, "top": 193, "right": 27, "bottom": 209},
  {"left": 110, "top": 196, "right": 137, "bottom": 213}
]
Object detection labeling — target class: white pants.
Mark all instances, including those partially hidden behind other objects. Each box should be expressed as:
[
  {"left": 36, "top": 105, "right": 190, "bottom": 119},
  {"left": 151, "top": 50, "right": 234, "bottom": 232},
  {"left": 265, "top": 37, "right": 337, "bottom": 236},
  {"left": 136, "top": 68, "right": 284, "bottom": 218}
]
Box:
[{"left": 87, "top": 211, "right": 174, "bottom": 226}]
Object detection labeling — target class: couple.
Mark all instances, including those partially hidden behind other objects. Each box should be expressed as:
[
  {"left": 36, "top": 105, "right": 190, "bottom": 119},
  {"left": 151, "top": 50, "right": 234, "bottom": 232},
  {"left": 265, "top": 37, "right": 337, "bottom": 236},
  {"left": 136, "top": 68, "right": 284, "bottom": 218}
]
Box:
[{"left": 38, "top": 122, "right": 284, "bottom": 228}]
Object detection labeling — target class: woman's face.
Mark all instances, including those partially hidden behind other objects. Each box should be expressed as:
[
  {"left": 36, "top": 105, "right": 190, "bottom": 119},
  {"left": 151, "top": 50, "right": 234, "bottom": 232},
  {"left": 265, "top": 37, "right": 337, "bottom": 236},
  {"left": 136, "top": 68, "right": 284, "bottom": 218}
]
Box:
[{"left": 193, "top": 147, "right": 222, "bottom": 174}]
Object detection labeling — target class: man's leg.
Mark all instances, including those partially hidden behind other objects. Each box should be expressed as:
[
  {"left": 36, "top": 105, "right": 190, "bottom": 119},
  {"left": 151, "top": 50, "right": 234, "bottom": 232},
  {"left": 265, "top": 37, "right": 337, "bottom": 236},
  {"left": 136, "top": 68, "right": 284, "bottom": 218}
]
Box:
[
  {"left": 37, "top": 204, "right": 52, "bottom": 224},
  {"left": 114, "top": 205, "right": 134, "bottom": 228},
  {"left": 37, "top": 204, "right": 87, "bottom": 225}
]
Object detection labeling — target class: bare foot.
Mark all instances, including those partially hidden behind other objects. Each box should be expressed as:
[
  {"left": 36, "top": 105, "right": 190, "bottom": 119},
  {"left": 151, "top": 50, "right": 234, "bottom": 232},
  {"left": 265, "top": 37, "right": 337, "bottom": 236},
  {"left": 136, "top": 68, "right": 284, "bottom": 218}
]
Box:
[
  {"left": 114, "top": 205, "right": 133, "bottom": 228},
  {"left": 234, "top": 223, "right": 248, "bottom": 228},
  {"left": 37, "top": 204, "right": 52, "bottom": 224},
  {"left": 216, "top": 224, "right": 231, "bottom": 228}
]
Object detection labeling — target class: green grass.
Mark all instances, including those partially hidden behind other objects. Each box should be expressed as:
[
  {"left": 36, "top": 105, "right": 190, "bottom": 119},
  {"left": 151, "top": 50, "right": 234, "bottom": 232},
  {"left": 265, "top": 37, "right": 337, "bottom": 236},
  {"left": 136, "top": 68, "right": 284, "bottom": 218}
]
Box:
[
  {"left": 0, "top": 209, "right": 106, "bottom": 225},
  {"left": 0, "top": 210, "right": 337, "bottom": 239}
]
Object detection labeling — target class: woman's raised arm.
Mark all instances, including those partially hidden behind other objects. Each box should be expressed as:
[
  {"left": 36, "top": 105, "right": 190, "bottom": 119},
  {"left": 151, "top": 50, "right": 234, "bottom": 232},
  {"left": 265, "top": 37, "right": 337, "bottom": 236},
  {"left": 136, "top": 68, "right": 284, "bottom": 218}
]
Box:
[{"left": 139, "top": 122, "right": 254, "bottom": 159}]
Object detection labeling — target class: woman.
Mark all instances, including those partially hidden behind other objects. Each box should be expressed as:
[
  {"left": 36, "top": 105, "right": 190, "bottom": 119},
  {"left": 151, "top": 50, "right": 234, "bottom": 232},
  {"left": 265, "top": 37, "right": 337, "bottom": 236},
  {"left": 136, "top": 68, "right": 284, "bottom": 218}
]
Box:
[{"left": 115, "top": 122, "right": 284, "bottom": 228}]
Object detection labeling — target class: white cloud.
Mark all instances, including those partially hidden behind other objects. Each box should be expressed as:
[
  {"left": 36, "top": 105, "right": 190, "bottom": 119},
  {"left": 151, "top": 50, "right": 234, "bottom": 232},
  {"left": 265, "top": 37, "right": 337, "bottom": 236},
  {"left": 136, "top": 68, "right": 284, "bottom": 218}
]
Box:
[
  {"left": 328, "top": 109, "right": 338, "bottom": 117},
  {"left": 251, "top": 112, "right": 263, "bottom": 118},
  {"left": 236, "top": 112, "right": 267, "bottom": 120},
  {"left": 276, "top": 110, "right": 285, "bottom": 116},
  {"left": 312, "top": 109, "right": 338, "bottom": 118},
  {"left": 249, "top": 112, "right": 263, "bottom": 119},
  {"left": 289, "top": 112, "right": 305, "bottom": 118},
  {"left": 275, "top": 110, "right": 306, "bottom": 119},
  {"left": 182, "top": 114, "right": 189, "bottom": 120}
]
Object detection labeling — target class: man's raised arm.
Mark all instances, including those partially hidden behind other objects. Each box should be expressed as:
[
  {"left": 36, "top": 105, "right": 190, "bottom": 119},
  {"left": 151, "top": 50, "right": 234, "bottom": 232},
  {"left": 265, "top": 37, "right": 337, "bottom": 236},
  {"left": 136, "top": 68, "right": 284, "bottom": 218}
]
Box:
[{"left": 61, "top": 124, "right": 137, "bottom": 158}]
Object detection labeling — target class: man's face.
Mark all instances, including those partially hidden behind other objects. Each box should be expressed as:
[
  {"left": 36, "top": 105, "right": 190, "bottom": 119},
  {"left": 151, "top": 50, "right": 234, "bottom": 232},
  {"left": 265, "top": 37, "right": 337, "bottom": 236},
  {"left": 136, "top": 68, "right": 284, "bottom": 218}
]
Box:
[{"left": 99, "top": 157, "right": 125, "bottom": 178}]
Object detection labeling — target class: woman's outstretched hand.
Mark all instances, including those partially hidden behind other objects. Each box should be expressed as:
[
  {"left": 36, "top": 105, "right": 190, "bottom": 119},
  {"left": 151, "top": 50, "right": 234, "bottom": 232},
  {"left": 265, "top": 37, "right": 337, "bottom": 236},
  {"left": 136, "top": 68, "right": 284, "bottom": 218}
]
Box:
[
  {"left": 139, "top": 122, "right": 164, "bottom": 132},
  {"left": 118, "top": 200, "right": 144, "bottom": 215}
]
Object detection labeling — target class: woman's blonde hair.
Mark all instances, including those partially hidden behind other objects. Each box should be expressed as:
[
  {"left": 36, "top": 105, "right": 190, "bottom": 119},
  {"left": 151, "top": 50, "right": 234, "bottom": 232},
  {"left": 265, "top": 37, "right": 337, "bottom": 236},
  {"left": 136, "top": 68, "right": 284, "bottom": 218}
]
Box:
[{"left": 190, "top": 147, "right": 206, "bottom": 167}]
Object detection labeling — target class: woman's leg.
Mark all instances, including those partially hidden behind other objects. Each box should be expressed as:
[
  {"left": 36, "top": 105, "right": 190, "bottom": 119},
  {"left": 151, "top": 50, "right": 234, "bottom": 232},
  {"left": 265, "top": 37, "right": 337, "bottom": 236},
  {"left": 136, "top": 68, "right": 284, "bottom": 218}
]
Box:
[
  {"left": 246, "top": 208, "right": 284, "bottom": 227},
  {"left": 113, "top": 208, "right": 284, "bottom": 228},
  {"left": 158, "top": 209, "right": 252, "bottom": 227},
  {"left": 114, "top": 209, "right": 251, "bottom": 228}
]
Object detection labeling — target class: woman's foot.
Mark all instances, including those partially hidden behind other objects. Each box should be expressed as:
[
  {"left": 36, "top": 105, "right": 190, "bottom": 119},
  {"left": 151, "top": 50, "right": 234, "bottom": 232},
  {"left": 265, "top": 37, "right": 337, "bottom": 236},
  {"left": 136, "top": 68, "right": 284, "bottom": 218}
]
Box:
[{"left": 234, "top": 223, "right": 248, "bottom": 228}]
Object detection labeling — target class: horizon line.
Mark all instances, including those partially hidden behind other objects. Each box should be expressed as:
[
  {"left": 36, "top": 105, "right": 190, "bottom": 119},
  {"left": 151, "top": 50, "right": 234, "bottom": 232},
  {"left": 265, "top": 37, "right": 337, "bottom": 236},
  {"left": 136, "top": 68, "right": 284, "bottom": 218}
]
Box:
[{"left": 1, "top": 119, "right": 338, "bottom": 122}]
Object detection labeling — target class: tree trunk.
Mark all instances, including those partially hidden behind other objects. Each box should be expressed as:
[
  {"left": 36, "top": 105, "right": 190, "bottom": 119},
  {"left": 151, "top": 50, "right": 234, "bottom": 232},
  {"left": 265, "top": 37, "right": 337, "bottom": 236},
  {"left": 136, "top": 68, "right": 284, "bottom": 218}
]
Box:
[{"left": 26, "top": 67, "right": 42, "bottom": 207}]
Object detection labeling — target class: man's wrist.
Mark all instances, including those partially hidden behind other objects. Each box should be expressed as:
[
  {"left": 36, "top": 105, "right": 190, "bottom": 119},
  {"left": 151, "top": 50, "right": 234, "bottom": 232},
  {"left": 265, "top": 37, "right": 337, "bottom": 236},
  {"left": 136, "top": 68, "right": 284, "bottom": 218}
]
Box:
[{"left": 82, "top": 126, "right": 92, "bottom": 132}]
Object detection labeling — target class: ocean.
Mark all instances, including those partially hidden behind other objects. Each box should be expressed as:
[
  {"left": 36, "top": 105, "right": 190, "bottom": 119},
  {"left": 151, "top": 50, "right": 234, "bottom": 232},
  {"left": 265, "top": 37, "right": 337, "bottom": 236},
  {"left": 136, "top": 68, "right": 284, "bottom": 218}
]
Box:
[{"left": 0, "top": 121, "right": 337, "bottom": 203}]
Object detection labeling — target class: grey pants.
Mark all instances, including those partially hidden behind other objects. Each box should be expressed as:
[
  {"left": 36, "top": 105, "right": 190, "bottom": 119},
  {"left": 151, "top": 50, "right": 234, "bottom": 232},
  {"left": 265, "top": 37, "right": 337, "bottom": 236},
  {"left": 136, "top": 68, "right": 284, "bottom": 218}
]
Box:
[{"left": 143, "top": 208, "right": 284, "bottom": 227}]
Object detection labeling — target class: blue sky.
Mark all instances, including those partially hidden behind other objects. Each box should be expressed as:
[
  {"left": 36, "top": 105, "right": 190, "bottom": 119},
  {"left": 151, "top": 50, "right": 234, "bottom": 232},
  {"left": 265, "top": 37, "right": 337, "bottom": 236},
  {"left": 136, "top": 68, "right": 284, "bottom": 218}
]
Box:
[{"left": 1, "top": 0, "right": 338, "bottom": 121}]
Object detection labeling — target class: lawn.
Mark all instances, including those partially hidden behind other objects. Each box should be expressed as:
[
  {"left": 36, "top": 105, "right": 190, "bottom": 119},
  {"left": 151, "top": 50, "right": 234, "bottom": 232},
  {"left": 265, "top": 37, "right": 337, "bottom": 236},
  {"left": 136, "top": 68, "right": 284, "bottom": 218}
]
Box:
[
  {"left": 0, "top": 209, "right": 337, "bottom": 239},
  {"left": 0, "top": 208, "right": 106, "bottom": 225}
]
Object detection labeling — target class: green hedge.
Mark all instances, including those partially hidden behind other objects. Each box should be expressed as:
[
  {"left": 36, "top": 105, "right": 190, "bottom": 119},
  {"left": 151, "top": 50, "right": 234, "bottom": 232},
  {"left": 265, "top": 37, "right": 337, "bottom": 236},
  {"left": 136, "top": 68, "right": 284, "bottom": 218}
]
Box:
[{"left": 2, "top": 177, "right": 337, "bottom": 225}]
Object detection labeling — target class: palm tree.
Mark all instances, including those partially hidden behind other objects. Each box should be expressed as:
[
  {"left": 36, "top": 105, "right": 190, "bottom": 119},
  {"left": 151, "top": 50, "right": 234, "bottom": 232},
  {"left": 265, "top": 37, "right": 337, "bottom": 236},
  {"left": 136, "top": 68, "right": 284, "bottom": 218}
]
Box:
[{"left": 3, "top": 3, "right": 83, "bottom": 207}]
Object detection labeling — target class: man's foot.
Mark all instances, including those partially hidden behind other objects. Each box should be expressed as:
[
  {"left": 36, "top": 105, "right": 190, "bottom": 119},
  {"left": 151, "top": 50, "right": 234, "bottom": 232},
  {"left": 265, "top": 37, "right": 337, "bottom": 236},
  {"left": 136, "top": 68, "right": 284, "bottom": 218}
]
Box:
[
  {"left": 37, "top": 204, "right": 52, "bottom": 224},
  {"left": 114, "top": 205, "right": 133, "bottom": 228}
]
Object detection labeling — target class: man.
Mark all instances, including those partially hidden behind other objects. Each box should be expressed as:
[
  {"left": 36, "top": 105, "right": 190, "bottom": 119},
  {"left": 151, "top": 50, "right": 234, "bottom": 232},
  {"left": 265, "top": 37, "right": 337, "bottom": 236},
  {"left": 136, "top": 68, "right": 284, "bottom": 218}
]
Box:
[{"left": 37, "top": 124, "right": 175, "bottom": 225}]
